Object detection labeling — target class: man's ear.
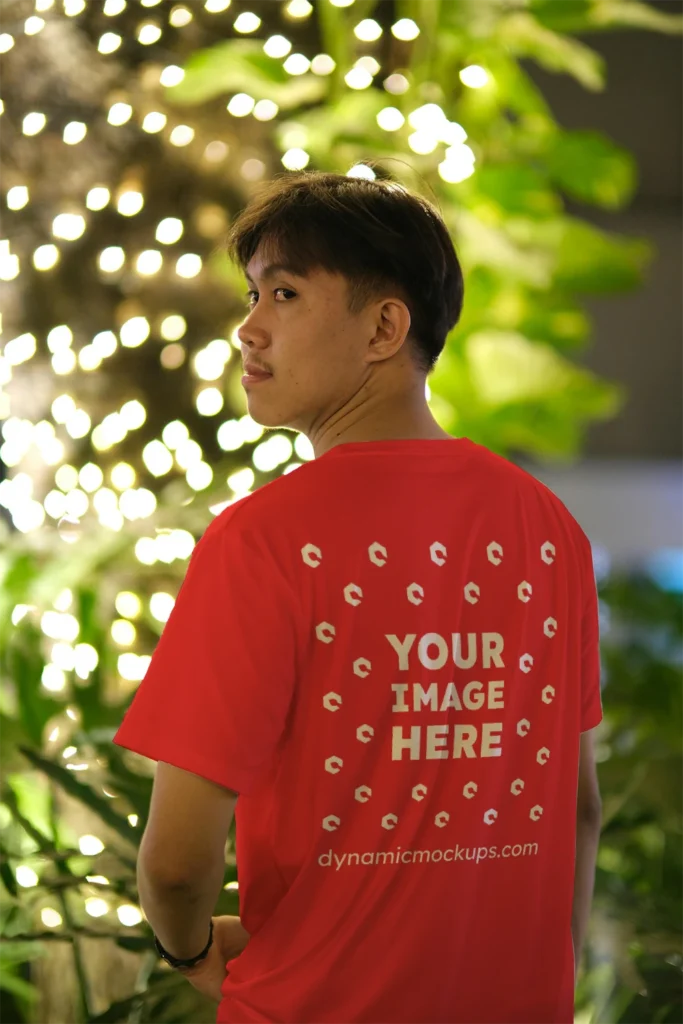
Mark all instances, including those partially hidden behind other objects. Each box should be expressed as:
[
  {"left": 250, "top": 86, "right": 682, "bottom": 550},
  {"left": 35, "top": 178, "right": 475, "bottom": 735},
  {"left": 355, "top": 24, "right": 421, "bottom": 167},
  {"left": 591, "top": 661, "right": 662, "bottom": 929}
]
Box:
[{"left": 366, "top": 297, "right": 412, "bottom": 363}]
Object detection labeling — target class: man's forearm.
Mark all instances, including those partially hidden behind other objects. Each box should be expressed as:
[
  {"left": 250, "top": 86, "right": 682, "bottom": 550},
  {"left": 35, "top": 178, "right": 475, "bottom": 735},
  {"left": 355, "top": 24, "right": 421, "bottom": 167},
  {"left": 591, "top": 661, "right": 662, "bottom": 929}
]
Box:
[
  {"left": 571, "top": 812, "right": 602, "bottom": 976},
  {"left": 137, "top": 855, "right": 226, "bottom": 960}
]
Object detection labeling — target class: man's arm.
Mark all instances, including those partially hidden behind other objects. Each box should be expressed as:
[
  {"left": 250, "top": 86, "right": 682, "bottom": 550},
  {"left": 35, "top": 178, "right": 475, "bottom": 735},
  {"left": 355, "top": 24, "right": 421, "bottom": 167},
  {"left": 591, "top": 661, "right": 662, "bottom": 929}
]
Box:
[
  {"left": 136, "top": 761, "right": 238, "bottom": 959},
  {"left": 572, "top": 727, "right": 603, "bottom": 979},
  {"left": 137, "top": 855, "right": 226, "bottom": 960}
]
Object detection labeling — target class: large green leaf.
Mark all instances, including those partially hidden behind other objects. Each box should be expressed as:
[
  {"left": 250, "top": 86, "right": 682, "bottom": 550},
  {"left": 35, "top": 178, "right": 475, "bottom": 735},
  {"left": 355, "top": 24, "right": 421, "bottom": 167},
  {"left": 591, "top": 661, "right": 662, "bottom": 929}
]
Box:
[
  {"left": 531, "top": 0, "right": 683, "bottom": 35},
  {"left": 498, "top": 214, "right": 652, "bottom": 293},
  {"left": 452, "top": 209, "right": 555, "bottom": 288},
  {"left": 554, "top": 218, "right": 652, "bottom": 292},
  {"left": 485, "top": 55, "right": 555, "bottom": 119},
  {"left": 167, "top": 39, "right": 327, "bottom": 109},
  {"left": 547, "top": 129, "right": 637, "bottom": 209},
  {"left": 592, "top": 1, "right": 683, "bottom": 34},
  {"left": 475, "top": 163, "right": 561, "bottom": 217},
  {"left": 454, "top": 273, "right": 590, "bottom": 353},
  {"left": 535, "top": 308, "right": 592, "bottom": 350},
  {"left": 529, "top": 0, "right": 593, "bottom": 33},
  {"left": 498, "top": 11, "right": 606, "bottom": 90},
  {"left": 464, "top": 328, "right": 625, "bottom": 415}
]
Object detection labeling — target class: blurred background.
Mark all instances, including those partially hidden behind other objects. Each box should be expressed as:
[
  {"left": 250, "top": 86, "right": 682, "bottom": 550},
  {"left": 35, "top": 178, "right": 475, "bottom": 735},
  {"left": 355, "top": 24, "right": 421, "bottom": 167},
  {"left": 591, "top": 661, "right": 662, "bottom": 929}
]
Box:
[{"left": 0, "top": 1, "right": 681, "bottom": 1022}]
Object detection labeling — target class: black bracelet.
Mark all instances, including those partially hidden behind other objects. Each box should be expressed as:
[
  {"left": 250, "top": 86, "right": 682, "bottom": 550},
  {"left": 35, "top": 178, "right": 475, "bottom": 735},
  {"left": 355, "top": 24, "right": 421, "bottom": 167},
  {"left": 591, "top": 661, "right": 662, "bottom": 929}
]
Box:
[{"left": 154, "top": 918, "right": 214, "bottom": 970}]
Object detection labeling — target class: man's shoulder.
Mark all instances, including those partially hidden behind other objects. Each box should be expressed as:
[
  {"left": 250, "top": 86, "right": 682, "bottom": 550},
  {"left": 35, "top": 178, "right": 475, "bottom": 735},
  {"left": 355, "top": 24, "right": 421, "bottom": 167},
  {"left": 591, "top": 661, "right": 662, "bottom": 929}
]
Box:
[
  {"left": 201, "top": 458, "right": 319, "bottom": 542},
  {"left": 481, "top": 446, "right": 590, "bottom": 546}
]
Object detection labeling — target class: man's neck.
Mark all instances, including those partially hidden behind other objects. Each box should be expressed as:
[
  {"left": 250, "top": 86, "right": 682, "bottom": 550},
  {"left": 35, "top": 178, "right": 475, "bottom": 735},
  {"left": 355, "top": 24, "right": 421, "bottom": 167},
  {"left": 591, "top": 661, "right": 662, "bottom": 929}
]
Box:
[{"left": 311, "top": 414, "right": 453, "bottom": 459}]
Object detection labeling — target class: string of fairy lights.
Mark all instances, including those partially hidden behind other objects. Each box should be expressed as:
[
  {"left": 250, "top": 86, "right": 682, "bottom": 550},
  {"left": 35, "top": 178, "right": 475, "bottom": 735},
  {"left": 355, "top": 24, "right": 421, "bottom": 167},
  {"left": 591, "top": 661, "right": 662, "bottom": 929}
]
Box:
[
  {"left": 0, "top": 0, "right": 487, "bottom": 523},
  {"left": 1, "top": 0, "right": 490, "bottom": 932}
]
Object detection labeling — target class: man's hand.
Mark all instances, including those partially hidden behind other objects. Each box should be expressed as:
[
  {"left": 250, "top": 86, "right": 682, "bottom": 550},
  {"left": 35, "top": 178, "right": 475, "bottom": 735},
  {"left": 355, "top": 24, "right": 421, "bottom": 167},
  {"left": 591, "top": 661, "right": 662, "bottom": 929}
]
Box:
[{"left": 178, "top": 915, "right": 251, "bottom": 1003}]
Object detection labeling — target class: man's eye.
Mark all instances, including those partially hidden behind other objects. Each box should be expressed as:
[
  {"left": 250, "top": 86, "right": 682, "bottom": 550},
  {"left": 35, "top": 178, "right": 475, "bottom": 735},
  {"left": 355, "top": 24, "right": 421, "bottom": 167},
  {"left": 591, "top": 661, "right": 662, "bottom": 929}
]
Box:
[{"left": 246, "top": 288, "right": 296, "bottom": 308}]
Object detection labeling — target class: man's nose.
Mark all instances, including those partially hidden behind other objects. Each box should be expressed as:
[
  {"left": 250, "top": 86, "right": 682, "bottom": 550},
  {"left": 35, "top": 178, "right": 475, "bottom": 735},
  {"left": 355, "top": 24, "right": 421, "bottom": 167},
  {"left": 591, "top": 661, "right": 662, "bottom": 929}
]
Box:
[{"left": 236, "top": 311, "right": 267, "bottom": 346}]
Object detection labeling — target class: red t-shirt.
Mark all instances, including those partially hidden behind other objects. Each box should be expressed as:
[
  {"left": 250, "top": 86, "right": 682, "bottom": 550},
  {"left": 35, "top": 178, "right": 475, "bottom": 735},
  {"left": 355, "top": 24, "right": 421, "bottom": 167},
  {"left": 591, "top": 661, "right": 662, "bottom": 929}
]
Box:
[{"left": 113, "top": 437, "right": 603, "bottom": 1024}]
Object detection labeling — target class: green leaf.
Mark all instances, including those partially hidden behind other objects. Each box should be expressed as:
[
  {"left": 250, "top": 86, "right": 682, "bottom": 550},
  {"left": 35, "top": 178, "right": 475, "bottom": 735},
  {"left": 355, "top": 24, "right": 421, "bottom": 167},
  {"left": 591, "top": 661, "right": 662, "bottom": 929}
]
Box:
[
  {"left": 0, "top": 549, "right": 39, "bottom": 600},
  {"left": 475, "top": 164, "right": 561, "bottom": 217},
  {"left": 547, "top": 130, "right": 637, "bottom": 209},
  {"left": 0, "top": 713, "right": 36, "bottom": 777},
  {"left": 529, "top": 0, "right": 593, "bottom": 33},
  {"left": 464, "top": 329, "right": 624, "bottom": 417},
  {"left": 167, "top": 39, "right": 327, "bottom": 109},
  {"left": 554, "top": 218, "right": 652, "bottom": 292},
  {"left": 523, "top": 299, "right": 592, "bottom": 351},
  {"left": 490, "top": 404, "right": 585, "bottom": 459},
  {"left": 531, "top": 0, "right": 683, "bottom": 35},
  {"left": 17, "top": 747, "right": 137, "bottom": 848},
  {"left": 5, "top": 626, "right": 62, "bottom": 746},
  {"left": 0, "top": 963, "right": 41, "bottom": 1004},
  {"left": 453, "top": 209, "right": 555, "bottom": 288},
  {"left": 497, "top": 11, "right": 606, "bottom": 91},
  {"left": 487, "top": 55, "right": 554, "bottom": 118},
  {"left": 2, "top": 776, "right": 54, "bottom": 853},
  {"left": 0, "top": 940, "right": 48, "bottom": 966},
  {"left": 592, "top": 1, "right": 683, "bottom": 34},
  {"left": 499, "top": 214, "right": 652, "bottom": 292},
  {"left": 0, "top": 549, "right": 40, "bottom": 652}
]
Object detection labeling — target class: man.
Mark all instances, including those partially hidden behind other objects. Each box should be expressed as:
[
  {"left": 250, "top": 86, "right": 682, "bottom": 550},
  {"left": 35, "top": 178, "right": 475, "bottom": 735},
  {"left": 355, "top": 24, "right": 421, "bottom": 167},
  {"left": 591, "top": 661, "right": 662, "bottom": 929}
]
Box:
[{"left": 113, "top": 171, "right": 603, "bottom": 1023}]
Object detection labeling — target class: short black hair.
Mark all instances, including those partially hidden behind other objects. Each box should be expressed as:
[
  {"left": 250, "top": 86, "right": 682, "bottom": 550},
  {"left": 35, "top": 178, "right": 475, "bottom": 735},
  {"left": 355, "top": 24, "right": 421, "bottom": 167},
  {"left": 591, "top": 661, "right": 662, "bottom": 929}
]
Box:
[{"left": 226, "top": 171, "right": 464, "bottom": 375}]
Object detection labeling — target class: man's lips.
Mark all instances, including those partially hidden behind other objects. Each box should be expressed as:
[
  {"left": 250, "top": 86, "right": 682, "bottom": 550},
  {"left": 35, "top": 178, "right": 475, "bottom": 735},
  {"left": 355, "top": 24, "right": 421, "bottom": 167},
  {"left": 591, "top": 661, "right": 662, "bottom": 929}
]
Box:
[{"left": 242, "top": 366, "right": 273, "bottom": 384}]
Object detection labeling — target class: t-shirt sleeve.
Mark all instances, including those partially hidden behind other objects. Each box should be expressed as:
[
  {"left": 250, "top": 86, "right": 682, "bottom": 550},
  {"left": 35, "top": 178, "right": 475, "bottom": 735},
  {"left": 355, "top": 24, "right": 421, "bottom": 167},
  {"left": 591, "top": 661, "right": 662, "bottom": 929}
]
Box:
[
  {"left": 580, "top": 537, "right": 604, "bottom": 733},
  {"left": 112, "top": 514, "right": 298, "bottom": 796}
]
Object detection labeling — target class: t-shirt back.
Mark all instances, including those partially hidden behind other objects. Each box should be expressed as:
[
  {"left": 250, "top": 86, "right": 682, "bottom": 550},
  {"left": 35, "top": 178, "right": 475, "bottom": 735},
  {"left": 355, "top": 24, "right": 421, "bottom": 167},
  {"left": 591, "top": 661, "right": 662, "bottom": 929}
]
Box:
[{"left": 113, "top": 437, "right": 603, "bottom": 1024}]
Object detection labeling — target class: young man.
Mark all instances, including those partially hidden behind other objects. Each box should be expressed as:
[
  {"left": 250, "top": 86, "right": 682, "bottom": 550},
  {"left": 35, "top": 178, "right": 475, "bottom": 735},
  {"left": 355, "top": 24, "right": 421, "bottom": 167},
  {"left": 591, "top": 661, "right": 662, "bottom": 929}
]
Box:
[{"left": 113, "top": 172, "right": 603, "bottom": 1024}]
